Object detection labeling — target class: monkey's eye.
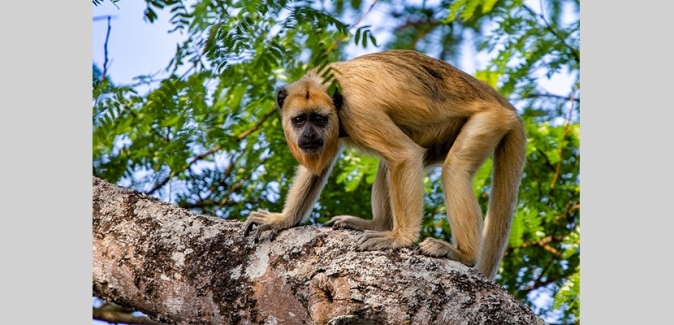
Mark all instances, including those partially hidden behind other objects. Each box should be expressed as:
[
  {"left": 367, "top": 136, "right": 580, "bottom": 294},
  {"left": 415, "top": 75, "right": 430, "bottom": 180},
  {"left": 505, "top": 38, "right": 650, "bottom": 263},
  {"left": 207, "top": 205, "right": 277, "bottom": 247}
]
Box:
[
  {"left": 311, "top": 115, "right": 328, "bottom": 126},
  {"left": 292, "top": 116, "right": 306, "bottom": 126}
]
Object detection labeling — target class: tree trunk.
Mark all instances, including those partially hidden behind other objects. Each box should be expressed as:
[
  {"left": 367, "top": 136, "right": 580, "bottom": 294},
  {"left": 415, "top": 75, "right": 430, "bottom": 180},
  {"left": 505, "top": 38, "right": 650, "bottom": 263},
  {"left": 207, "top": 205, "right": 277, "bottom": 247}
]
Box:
[{"left": 92, "top": 176, "right": 547, "bottom": 325}]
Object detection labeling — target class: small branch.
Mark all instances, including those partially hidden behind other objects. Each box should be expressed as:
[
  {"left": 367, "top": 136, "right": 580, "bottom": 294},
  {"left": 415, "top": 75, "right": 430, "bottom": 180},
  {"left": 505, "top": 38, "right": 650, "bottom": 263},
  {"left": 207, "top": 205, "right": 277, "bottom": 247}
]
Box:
[
  {"left": 216, "top": 156, "right": 271, "bottom": 210},
  {"left": 525, "top": 163, "right": 544, "bottom": 201},
  {"left": 540, "top": 244, "right": 563, "bottom": 257},
  {"left": 535, "top": 148, "right": 557, "bottom": 173},
  {"left": 237, "top": 108, "right": 277, "bottom": 142},
  {"left": 522, "top": 5, "right": 580, "bottom": 64},
  {"left": 146, "top": 145, "right": 222, "bottom": 195},
  {"left": 523, "top": 265, "right": 577, "bottom": 293},
  {"left": 147, "top": 106, "right": 277, "bottom": 196},
  {"left": 102, "top": 16, "right": 112, "bottom": 81},
  {"left": 554, "top": 202, "right": 580, "bottom": 222},
  {"left": 550, "top": 89, "right": 577, "bottom": 191},
  {"left": 519, "top": 235, "right": 565, "bottom": 249},
  {"left": 520, "top": 92, "right": 580, "bottom": 102}
]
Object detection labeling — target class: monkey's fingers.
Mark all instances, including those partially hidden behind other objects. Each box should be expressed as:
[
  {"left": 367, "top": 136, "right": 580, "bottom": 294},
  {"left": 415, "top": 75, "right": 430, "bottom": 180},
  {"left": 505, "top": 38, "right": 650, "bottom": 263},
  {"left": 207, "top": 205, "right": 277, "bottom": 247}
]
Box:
[
  {"left": 252, "top": 223, "right": 268, "bottom": 242},
  {"left": 357, "top": 231, "right": 397, "bottom": 251},
  {"left": 322, "top": 219, "right": 337, "bottom": 227},
  {"left": 267, "top": 228, "right": 280, "bottom": 241},
  {"left": 243, "top": 220, "right": 257, "bottom": 236},
  {"left": 243, "top": 211, "right": 269, "bottom": 236},
  {"left": 252, "top": 223, "right": 276, "bottom": 242},
  {"left": 323, "top": 215, "right": 358, "bottom": 229}
]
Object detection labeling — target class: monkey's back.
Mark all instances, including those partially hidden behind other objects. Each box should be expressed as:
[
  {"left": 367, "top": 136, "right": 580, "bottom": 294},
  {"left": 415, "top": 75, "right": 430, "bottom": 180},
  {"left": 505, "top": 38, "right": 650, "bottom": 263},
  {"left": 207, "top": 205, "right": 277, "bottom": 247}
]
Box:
[
  {"left": 327, "top": 50, "right": 517, "bottom": 162},
  {"left": 331, "top": 50, "right": 515, "bottom": 120}
]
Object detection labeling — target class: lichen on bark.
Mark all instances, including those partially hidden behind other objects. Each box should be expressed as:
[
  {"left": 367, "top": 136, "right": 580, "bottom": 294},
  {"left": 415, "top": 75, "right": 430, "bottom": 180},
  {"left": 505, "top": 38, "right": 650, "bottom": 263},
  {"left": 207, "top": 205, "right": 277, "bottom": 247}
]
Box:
[{"left": 93, "top": 176, "right": 546, "bottom": 325}]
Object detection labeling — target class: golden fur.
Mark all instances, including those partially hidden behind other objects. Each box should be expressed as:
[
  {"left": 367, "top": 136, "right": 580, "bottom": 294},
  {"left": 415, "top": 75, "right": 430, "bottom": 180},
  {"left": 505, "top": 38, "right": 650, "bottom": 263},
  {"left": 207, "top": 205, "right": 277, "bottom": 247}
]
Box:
[{"left": 244, "top": 50, "right": 527, "bottom": 280}]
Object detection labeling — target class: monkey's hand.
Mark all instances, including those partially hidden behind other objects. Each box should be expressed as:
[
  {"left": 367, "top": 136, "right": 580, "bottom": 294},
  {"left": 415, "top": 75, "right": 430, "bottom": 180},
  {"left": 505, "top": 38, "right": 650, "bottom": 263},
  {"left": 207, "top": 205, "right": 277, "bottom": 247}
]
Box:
[
  {"left": 356, "top": 230, "right": 416, "bottom": 251},
  {"left": 243, "top": 210, "right": 293, "bottom": 242},
  {"left": 323, "top": 215, "right": 375, "bottom": 230}
]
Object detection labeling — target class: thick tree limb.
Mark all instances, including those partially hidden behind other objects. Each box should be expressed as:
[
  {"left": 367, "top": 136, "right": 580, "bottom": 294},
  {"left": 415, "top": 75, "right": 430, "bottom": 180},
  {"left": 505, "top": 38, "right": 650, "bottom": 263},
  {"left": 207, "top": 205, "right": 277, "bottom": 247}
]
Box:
[{"left": 93, "top": 176, "right": 547, "bottom": 325}]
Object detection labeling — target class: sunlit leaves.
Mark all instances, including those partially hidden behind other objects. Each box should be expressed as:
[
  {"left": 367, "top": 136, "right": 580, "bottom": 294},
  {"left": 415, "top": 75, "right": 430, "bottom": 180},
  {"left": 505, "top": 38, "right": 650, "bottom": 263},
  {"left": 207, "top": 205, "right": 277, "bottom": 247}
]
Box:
[
  {"left": 443, "top": 0, "right": 505, "bottom": 23},
  {"left": 335, "top": 152, "right": 378, "bottom": 192},
  {"left": 354, "top": 25, "right": 377, "bottom": 47},
  {"left": 553, "top": 269, "right": 579, "bottom": 322}
]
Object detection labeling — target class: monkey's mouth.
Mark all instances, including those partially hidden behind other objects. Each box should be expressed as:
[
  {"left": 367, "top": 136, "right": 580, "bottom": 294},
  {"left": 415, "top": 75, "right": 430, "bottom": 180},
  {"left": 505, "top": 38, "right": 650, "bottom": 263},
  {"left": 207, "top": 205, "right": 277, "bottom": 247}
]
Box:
[{"left": 298, "top": 140, "right": 324, "bottom": 153}]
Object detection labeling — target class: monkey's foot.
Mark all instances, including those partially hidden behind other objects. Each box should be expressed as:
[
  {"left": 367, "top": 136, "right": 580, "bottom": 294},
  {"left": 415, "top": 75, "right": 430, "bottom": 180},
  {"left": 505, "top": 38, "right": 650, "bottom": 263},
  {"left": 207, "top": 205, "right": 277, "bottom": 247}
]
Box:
[
  {"left": 356, "top": 230, "right": 415, "bottom": 251},
  {"left": 243, "top": 210, "right": 291, "bottom": 242},
  {"left": 418, "top": 237, "right": 475, "bottom": 267},
  {"left": 323, "top": 215, "right": 388, "bottom": 231}
]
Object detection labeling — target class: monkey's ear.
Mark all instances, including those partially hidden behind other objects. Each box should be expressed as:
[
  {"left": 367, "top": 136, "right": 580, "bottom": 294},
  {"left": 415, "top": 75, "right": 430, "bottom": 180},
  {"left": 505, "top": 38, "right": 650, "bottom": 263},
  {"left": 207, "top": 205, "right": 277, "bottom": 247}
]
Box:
[
  {"left": 332, "top": 90, "right": 343, "bottom": 111},
  {"left": 277, "top": 88, "right": 288, "bottom": 110}
]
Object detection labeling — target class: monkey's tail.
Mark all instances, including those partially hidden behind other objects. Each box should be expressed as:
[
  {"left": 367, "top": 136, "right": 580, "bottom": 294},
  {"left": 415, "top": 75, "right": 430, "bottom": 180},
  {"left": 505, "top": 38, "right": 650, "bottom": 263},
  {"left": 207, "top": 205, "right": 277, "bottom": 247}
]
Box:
[{"left": 476, "top": 119, "right": 527, "bottom": 280}]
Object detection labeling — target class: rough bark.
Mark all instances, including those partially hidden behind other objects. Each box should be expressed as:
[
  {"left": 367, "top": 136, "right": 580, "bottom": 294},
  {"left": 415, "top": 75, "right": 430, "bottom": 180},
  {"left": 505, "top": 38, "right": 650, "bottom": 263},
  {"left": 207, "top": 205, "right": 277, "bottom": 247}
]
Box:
[{"left": 92, "top": 176, "right": 547, "bottom": 325}]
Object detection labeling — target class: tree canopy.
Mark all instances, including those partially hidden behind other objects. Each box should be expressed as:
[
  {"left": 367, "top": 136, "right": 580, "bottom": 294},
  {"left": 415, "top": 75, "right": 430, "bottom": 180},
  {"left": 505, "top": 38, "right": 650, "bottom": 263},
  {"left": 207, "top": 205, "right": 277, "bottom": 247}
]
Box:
[{"left": 93, "top": 0, "right": 579, "bottom": 323}]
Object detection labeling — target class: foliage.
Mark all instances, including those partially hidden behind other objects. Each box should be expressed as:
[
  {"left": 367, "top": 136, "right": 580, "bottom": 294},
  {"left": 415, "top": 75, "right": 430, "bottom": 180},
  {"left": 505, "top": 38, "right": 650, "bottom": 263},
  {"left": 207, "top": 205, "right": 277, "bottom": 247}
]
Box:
[{"left": 93, "top": 0, "right": 579, "bottom": 323}]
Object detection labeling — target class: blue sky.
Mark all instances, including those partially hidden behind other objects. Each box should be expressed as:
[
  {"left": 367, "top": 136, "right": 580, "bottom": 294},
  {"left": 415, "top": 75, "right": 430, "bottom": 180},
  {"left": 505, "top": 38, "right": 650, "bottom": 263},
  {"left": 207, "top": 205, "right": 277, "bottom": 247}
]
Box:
[{"left": 92, "top": 0, "right": 577, "bottom": 97}]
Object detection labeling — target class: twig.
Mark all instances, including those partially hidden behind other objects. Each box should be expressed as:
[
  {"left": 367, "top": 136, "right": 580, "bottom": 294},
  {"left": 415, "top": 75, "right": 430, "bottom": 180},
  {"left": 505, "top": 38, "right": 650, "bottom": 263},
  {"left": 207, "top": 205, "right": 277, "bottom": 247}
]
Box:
[
  {"left": 522, "top": 5, "right": 580, "bottom": 63},
  {"left": 146, "top": 145, "right": 222, "bottom": 195},
  {"left": 550, "top": 89, "right": 577, "bottom": 191},
  {"left": 237, "top": 108, "right": 277, "bottom": 142},
  {"left": 102, "top": 15, "right": 112, "bottom": 81},
  {"left": 535, "top": 148, "right": 557, "bottom": 173},
  {"left": 147, "top": 108, "right": 277, "bottom": 196},
  {"left": 525, "top": 163, "right": 544, "bottom": 201},
  {"left": 519, "top": 235, "right": 565, "bottom": 249},
  {"left": 554, "top": 202, "right": 580, "bottom": 221},
  {"left": 523, "top": 264, "right": 577, "bottom": 293},
  {"left": 216, "top": 156, "right": 270, "bottom": 210},
  {"left": 520, "top": 92, "right": 580, "bottom": 102}
]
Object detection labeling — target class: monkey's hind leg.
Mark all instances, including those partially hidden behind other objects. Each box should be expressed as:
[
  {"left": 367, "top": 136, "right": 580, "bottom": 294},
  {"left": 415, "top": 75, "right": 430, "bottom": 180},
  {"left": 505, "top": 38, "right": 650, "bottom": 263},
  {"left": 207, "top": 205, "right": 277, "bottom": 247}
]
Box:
[
  {"left": 324, "top": 159, "right": 393, "bottom": 232},
  {"left": 419, "top": 110, "right": 510, "bottom": 267}
]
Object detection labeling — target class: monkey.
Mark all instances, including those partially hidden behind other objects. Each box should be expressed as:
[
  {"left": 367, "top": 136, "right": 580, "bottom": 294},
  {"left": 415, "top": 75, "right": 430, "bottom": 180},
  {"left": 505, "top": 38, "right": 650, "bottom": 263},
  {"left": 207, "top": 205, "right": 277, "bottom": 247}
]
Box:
[{"left": 244, "top": 50, "right": 526, "bottom": 280}]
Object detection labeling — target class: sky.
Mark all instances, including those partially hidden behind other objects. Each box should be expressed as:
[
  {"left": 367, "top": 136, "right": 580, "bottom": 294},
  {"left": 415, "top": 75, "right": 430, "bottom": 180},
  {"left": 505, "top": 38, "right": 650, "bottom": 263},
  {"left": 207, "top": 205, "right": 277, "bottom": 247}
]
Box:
[
  {"left": 92, "top": 1, "right": 576, "bottom": 323},
  {"left": 92, "top": 0, "right": 577, "bottom": 97}
]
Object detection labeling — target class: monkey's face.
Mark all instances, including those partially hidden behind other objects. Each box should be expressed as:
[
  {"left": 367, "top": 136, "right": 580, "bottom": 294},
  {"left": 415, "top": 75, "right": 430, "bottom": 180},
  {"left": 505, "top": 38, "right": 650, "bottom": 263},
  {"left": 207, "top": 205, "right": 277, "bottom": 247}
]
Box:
[
  {"left": 276, "top": 76, "right": 342, "bottom": 174},
  {"left": 289, "top": 112, "right": 330, "bottom": 154}
]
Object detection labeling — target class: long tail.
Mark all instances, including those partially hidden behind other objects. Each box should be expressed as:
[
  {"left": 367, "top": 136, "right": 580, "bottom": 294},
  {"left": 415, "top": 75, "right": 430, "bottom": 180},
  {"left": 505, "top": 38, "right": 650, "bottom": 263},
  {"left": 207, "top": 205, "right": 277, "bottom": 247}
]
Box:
[{"left": 476, "top": 120, "right": 527, "bottom": 279}]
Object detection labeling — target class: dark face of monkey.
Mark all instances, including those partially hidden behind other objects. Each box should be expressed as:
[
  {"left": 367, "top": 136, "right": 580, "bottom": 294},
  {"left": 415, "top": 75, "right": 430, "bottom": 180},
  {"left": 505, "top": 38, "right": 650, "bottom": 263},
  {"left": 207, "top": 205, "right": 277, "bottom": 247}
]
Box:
[
  {"left": 276, "top": 74, "right": 342, "bottom": 174},
  {"left": 290, "top": 112, "right": 329, "bottom": 154}
]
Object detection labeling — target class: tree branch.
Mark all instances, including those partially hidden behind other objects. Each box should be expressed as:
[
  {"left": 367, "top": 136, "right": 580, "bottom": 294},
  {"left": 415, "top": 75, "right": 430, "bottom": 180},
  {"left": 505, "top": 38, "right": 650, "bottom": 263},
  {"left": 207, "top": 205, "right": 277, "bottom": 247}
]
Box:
[{"left": 93, "top": 176, "right": 547, "bottom": 325}]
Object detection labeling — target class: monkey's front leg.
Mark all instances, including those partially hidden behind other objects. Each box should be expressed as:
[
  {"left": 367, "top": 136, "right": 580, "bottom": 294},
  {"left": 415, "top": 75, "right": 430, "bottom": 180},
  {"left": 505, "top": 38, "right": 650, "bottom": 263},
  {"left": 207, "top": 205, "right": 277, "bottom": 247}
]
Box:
[
  {"left": 244, "top": 164, "right": 333, "bottom": 242},
  {"left": 357, "top": 152, "right": 424, "bottom": 250},
  {"left": 324, "top": 159, "right": 394, "bottom": 232}
]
